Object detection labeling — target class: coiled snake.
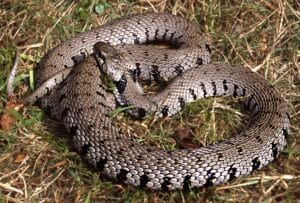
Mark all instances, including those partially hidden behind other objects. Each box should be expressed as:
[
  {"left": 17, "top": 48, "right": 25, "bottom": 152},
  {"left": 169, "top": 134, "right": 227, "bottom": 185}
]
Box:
[{"left": 23, "top": 13, "right": 290, "bottom": 190}]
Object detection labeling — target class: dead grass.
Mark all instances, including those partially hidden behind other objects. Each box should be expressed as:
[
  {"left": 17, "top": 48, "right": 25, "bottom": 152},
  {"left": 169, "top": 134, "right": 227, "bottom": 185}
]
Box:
[{"left": 0, "top": 0, "right": 299, "bottom": 202}]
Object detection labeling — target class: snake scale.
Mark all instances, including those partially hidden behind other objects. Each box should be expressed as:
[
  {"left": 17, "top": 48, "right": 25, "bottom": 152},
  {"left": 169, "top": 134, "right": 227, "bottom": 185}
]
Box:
[{"left": 25, "top": 13, "right": 290, "bottom": 190}]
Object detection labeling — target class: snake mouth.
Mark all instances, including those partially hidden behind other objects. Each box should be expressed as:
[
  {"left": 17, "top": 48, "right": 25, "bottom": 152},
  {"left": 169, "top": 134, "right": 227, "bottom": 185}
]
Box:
[
  {"left": 94, "top": 42, "right": 119, "bottom": 60},
  {"left": 93, "top": 42, "right": 110, "bottom": 74},
  {"left": 93, "top": 42, "right": 107, "bottom": 61},
  {"left": 93, "top": 42, "right": 126, "bottom": 74}
]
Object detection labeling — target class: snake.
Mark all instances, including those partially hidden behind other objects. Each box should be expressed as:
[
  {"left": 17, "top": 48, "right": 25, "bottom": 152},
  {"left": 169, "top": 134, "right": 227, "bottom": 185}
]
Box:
[{"left": 20, "top": 13, "right": 290, "bottom": 190}]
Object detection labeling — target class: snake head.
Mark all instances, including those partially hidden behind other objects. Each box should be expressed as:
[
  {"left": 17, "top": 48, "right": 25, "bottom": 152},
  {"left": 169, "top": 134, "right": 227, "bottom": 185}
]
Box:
[{"left": 94, "top": 42, "right": 135, "bottom": 82}]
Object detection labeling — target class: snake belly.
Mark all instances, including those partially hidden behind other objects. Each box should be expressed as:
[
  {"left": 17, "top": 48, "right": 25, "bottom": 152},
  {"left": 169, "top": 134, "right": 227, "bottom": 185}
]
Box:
[{"left": 33, "top": 13, "right": 290, "bottom": 190}]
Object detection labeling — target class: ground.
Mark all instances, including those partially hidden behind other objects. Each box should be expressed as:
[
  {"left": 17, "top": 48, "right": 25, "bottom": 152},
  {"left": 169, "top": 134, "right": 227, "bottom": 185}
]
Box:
[{"left": 0, "top": 0, "right": 299, "bottom": 202}]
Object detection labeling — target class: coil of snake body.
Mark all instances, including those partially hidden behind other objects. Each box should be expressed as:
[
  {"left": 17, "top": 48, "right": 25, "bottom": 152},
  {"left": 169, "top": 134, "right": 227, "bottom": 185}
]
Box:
[{"left": 24, "top": 13, "right": 290, "bottom": 190}]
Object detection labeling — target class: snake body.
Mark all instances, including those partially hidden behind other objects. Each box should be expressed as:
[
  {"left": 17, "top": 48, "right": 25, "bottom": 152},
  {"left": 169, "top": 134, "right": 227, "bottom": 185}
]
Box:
[{"left": 31, "top": 13, "right": 290, "bottom": 190}]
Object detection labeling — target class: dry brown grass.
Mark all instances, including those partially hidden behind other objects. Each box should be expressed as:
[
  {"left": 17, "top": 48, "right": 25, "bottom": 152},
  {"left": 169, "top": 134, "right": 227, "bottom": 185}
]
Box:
[{"left": 0, "top": 0, "right": 299, "bottom": 202}]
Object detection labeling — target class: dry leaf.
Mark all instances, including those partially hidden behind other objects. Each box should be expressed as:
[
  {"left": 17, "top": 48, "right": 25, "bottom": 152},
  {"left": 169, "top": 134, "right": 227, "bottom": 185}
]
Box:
[
  {"left": 48, "top": 160, "right": 68, "bottom": 170},
  {"left": 0, "top": 101, "right": 23, "bottom": 131},
  {"left": 259, "top": 34, "right": 268, "bottom": 52},
  {"left": 14, "top": 153, "right": 28, "bottom": 163},
  {"left": 180, "top": 141, "right": 199, "bottom": 149},
  {"left": 259, "top": 42, "right": 268, "bottom": 52},
  {"left": 175, "top": 127, "right": 192, "bottom": 141},
  {"left": 175, "top": 126, "right": 199, "bottom": 149}
]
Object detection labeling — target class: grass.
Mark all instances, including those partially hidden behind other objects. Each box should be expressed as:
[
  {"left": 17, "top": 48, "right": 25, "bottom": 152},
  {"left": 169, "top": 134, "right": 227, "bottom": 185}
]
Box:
[{"left": 0, "top": 0, "right": 299, "bottom": 202}]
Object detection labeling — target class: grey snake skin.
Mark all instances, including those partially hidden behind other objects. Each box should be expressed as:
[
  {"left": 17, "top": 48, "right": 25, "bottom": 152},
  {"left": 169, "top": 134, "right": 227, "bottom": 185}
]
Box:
[{"left": 28, "top": 13, "right": 290, "bottom": 190}]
